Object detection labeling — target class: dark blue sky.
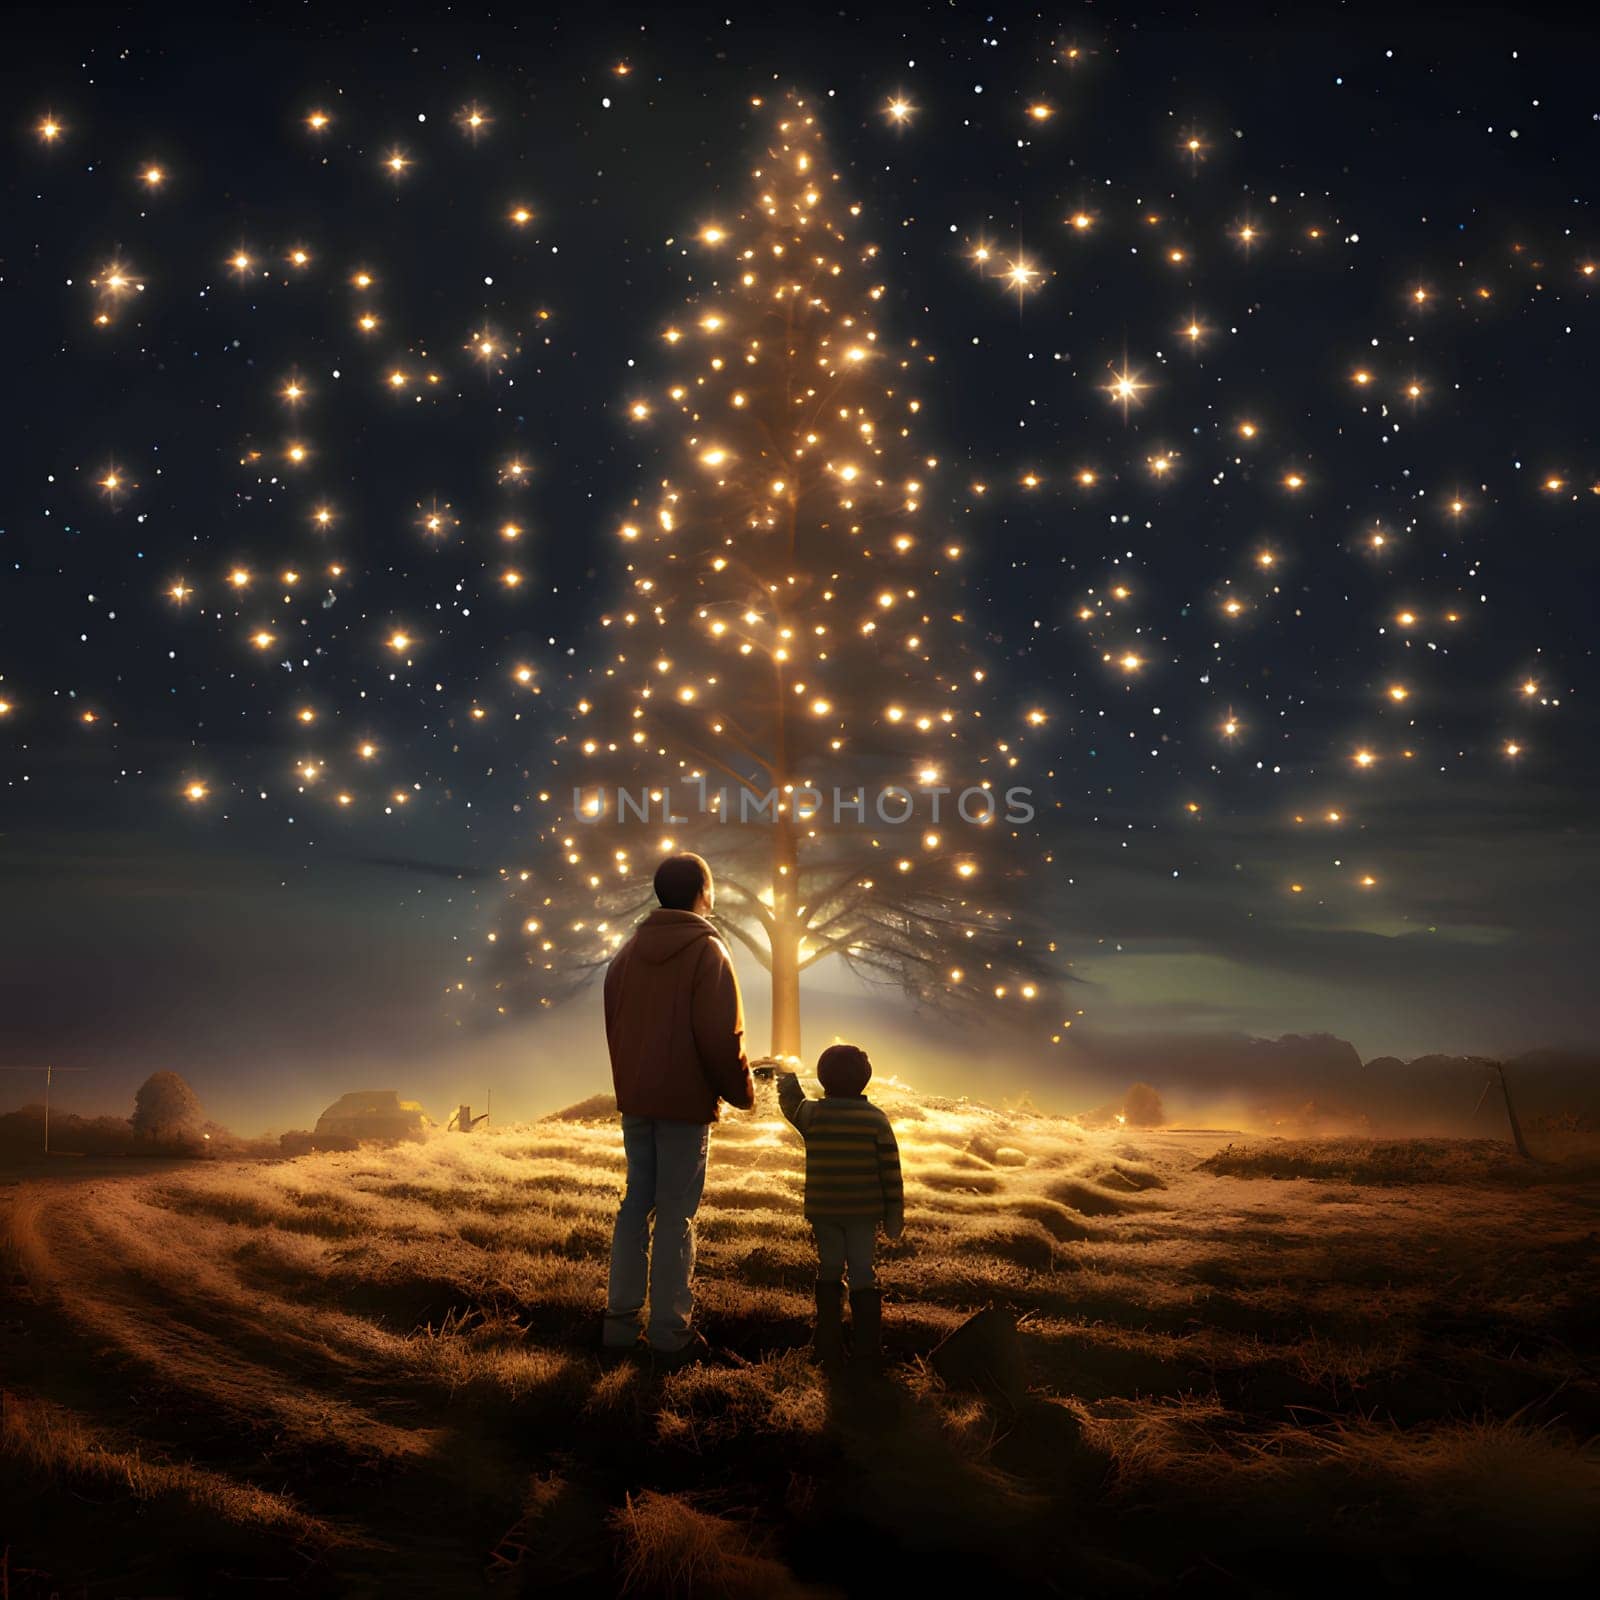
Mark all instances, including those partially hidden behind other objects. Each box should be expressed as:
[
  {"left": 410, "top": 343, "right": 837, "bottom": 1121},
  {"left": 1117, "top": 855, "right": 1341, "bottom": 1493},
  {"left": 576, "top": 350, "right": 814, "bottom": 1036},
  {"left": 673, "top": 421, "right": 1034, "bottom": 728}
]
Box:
[{"left": 2, "top": 1, "right": 1596, "bottom": 1129}]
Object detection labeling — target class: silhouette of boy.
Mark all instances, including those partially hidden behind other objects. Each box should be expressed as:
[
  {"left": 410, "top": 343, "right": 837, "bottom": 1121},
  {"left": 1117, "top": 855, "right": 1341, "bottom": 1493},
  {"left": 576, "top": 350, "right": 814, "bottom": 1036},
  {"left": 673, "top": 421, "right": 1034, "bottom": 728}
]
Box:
[{"left": 777, "top": 1044, "right": 903, "bottom": 1372}]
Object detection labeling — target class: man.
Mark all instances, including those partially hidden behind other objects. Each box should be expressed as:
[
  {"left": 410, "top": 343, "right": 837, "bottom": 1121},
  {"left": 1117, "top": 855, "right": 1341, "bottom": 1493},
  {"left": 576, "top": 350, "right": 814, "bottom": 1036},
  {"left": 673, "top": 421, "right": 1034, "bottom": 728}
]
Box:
[{"left": 602, "top": 852, "right": 754, "bottom": 1365}]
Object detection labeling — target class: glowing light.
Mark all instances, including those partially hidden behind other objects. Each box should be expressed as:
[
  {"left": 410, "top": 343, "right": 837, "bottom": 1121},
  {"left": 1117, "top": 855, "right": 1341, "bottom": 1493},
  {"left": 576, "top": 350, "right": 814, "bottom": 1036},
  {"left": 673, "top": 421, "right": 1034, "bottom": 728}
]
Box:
[
  {"left": 885, "top": 97, "right": 913, "bottom": 125},
  {"left": 141, "top": 165, "right": 165, "bottom": 188},
  {"left": 1027, "top": 103, "right": 1055, "bottom": 122},
  {"left": 1068, "top": 212, "right": 1093, "bottom": 231},
  {"left": 1387, "top": 684, "right": 1410, "bottom": 702},
  {"left": 699, "top": 225, "right": 727, "bottom": 245},
  {"left": 1005, "top": 256, "right": 1041, "bottom": 294},
  {"left": 509, "top": 206, "right": 534, "bottom": 226},
  {"left": 305, "top": 110, "right": 330, "bottom": 132},
  {"left": 1283, "top": 472, "right": 1305, "bottom": 491},
  {"left": 38, "top": 116, "right": 62, "bottom": 142},
  {"left": 388, "top": 631, "right": 412, "bottom": 652},
  {"left": 384, "top": 150, "right": 411, "bottom": 176},
  {"left": 1354, "top": 749, "right": 1377, "bottom": 768},
  {"left": 250, "top": 630, "right": 276, "bottom": 651},
  {"left": 700, "top": 447, "right": 730, "bottom": 468},
  {"left": 1106, "top": 366, "right": 1146, "bottom": 414},
  {"left": 184, "top": 782, "right": 207, "bottom": 802}
]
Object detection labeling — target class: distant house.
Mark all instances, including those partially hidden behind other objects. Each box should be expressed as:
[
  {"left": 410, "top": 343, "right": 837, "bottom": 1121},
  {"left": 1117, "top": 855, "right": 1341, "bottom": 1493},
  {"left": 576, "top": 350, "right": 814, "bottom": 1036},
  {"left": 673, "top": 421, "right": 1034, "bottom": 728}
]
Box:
[{"left": 313, "top": 1090, "right": 429, "bottom": 1144}]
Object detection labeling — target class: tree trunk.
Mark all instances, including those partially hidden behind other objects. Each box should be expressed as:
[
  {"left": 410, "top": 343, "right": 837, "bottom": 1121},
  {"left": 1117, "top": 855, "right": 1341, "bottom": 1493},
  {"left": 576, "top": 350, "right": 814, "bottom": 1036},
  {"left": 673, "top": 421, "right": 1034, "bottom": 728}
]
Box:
[
  {"left": 769, "top": 815, "right": 802, "bottom": 1060},
  {"left": 769, "top": 914, "right": 802, "bottom": 1060},
  {"left": 767, "top": 614, "right": 802, "bottom": 1061}
]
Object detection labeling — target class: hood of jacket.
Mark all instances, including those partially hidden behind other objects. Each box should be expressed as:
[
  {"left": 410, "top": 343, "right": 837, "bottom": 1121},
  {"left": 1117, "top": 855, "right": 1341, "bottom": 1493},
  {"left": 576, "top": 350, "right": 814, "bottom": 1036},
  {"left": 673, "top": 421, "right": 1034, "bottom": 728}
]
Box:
[{"left": 630, "top": 908, "right": 720, "bottom": 965}]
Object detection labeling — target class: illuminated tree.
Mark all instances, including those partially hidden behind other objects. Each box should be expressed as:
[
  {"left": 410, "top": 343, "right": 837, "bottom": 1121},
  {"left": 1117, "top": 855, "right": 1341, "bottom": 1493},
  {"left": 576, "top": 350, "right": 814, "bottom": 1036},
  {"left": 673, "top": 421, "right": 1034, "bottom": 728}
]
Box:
[
  {"left": 131, "top": 1070, "right": 205, "bottom": 1141},
  {"left": 472, "top": 93, "right": 1064, "bottom": 1057}
]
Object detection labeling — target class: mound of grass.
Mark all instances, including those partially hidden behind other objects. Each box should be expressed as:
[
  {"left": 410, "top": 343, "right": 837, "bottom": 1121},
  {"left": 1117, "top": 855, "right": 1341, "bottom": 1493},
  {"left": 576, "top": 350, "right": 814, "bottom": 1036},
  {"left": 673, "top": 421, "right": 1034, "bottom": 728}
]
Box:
[
  {"left": 610, "top": 1490, "right": 823, "bottom": 1599},
  {"left": 1197, "top": 1136, "right": 1598, "bottom": 1185}
]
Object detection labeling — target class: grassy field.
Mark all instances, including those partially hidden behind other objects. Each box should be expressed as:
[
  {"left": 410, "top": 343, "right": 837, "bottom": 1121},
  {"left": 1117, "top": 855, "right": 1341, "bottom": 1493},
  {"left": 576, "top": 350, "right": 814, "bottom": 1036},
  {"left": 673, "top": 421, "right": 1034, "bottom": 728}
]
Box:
[{"left": 3, "top": 1076, "right": 1598, "bottom": 1596}]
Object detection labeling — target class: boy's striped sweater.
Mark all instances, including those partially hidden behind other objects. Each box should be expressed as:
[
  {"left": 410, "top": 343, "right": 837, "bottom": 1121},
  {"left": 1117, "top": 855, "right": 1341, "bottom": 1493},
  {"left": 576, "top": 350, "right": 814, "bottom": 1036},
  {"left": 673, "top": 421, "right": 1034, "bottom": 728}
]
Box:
[{"left": 778, "top": 1074, "right": 904, "bottom": 1226}]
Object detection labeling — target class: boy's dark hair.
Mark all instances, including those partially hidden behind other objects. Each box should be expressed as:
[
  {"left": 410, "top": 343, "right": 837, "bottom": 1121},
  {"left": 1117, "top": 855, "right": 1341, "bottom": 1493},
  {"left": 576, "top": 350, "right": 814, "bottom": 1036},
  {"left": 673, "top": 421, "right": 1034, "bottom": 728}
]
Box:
[
  {"left": 817, "top": 1043, "right": 872, "bottom": 1097},
  {"left": 654, "top": 852, "right": 712, "bottom": 911}
]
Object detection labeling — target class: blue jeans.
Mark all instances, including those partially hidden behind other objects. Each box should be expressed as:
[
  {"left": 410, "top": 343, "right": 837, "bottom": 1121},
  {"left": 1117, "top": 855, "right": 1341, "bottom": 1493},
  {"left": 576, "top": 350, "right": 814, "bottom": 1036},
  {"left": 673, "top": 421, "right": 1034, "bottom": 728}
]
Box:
[
  {"left": 604, "top": 1115, "right": 710, "bottom": 1352},
  {"left": 812, "top": 1219, "right": 878, "bottom": 1288}
]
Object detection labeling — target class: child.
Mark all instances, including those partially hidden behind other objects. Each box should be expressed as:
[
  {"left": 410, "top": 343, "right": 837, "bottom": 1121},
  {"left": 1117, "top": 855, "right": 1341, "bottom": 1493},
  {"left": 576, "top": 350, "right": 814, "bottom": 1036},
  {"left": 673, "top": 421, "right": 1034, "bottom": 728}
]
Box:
[{"left": 777, "top": 1044, "right": 903, "bottom": 1372}]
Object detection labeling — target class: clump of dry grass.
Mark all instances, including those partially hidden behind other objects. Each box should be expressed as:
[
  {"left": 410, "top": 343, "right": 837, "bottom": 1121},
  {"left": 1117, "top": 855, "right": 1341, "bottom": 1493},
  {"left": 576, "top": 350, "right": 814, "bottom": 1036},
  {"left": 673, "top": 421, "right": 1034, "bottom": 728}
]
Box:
[
  {"left": 609, "top": 1490, "right": 824, "bottom": 1598},
  {"left": 1, "top": 1390, "right": 339, "bottom": 1544}
]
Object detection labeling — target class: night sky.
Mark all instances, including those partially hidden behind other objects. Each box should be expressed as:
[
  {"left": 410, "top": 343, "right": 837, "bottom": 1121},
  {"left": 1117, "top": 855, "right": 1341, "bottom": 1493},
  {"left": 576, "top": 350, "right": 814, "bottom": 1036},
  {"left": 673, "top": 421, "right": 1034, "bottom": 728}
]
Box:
[{"left": 3, "top": 2, "right": 1597, "bottom": 1131}]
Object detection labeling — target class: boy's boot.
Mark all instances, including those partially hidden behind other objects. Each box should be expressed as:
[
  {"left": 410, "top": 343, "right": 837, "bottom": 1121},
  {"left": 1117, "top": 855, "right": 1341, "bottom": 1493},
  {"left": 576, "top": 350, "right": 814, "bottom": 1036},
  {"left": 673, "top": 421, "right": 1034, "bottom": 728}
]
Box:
[
  {"left": 849, "top": 1287, "right": 883, "bottom": 1372},
  {"left": 813, "top": 1280, "right": 845, "bottom": 1372}
]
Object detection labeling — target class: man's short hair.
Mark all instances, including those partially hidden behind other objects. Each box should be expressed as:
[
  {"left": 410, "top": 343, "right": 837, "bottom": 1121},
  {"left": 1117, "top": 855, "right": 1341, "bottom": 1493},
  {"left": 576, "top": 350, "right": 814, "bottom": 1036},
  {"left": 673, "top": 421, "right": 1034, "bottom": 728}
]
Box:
[{"left": 654, "top": 852, "right": 712, "bottom": 911}]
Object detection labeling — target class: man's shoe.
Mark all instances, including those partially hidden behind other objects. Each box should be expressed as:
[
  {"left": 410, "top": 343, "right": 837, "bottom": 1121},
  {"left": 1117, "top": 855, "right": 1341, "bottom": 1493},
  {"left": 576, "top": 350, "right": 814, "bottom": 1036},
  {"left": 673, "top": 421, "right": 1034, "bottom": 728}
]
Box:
[
  {"left": 849, "top": 1287, "right": 883, "bottom": 1372},
  {"left": 812, "top": 1280, "right": 846, "bottom": 1374},
  {"left": 649, "top": 1329, "right": 711, "bottom": 1373}
]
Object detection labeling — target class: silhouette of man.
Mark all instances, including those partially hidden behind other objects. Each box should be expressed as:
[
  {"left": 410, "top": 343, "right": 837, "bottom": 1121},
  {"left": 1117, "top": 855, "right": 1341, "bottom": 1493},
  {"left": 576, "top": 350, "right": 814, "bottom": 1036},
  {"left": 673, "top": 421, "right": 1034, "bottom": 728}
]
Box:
[{"left": 602, "top": 852, "right": 754, "bottom": 1364}]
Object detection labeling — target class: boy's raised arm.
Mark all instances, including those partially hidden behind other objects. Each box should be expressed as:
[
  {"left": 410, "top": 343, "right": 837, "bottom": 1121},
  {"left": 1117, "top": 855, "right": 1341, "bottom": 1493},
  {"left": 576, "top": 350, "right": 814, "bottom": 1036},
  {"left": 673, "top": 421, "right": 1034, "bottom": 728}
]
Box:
[{"left": 776, "top": 1070, "right": 813, "bottom": 1132}]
